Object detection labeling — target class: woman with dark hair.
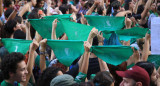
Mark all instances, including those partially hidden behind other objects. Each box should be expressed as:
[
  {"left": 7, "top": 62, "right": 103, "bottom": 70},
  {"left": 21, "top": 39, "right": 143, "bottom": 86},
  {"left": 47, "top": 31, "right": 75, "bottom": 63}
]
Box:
[
  {"left": 37, "top": 67, "right": 63, "bottom": 86},
  {"left": 35, "top": 0, "right": 45, "bottom": 9},
  {"left": 136, "top": 61, "right": 159, "bottom": 86},
  {"left": 93, "top": 71, "right": 114, "bottom": 86}
]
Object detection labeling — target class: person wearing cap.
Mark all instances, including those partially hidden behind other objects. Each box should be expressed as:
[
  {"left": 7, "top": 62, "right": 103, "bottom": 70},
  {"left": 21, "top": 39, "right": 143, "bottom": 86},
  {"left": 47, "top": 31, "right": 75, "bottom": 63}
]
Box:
[
  {"left": 50, "top": 74, "right": 76, "bottom": 86},
  {"left": 116, "top": 65, "right": 150, "bottom": 86}
]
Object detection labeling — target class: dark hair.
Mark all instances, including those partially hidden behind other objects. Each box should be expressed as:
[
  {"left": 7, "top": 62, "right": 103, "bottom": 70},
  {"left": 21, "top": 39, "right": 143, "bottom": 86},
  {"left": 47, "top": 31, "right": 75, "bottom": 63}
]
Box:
[
  {"left": 51, "top": 61, "right": 68, "bottom": 73},
  {"left": 124, "top": 0, "right": 132, "bottom": 10},
  {"left": 14, "top": 16, "right": 23, "bottom": 24},
  {"left": 4, "top": 19, "right": 17, "bottom": 35},
  {"left": 35, "top": 0, "right": 44, "bottom": 8},
  {"left": 97, "top": 6, "right": 104, "bottom": 15},
  {"left": 111, "top": 0, "right": 121, "bottom": 10},
  {"left": 3, "top": 0, "right": 12, "bottom": 8},
  {"left": 62, "top": 0, "right": 68, "bottom": 4},
  {"left": 93, "top": 71, "right": 114, "bottom": 86},
  {"left": 28, "top": 8, "right": 40, "bottom": 39},
  {"left": 137, "top": 5, "right": 144, "bottom": 14},
  {"left": 135, "top": 61, "right": 155, "bottom": 77},
  {"left": 92, "top": 36, "right": 98, "bottom": 46},
  {"left": 4, "top": 8, "right": 14, "bottom": 19},
  {"left": 157, "top": 5, "right": 160, "bottom": 15},
  {"left": 59, "top": 4, "right": 69, "bottom": 14},
  {"left": 0, "top": 71, "right": 3, "bottom": 83},
  {"left": 28, "top": 8, "right": 40, "bottom": 19},
  {"left": 37, "top": 67, "right": 62, "bottom": 86},
  {"left": 13, "top": 29, "right": 26, "bottom": 39},
  {"left": 1, "top": 52, "right": 25, "bottom": 79},
  {"left": 79, "top": 82, "right": 94, "bottom": 86}
]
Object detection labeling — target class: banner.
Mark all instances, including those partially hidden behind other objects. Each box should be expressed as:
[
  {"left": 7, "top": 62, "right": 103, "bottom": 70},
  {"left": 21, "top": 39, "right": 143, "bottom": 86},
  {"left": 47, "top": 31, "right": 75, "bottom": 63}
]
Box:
[
  {"left": 91, "top": 45, "right": 133, "bottom": 65},
  {"left": 85, "top": 15, "right": 125, "bottom": 31},
  {"left": 1, "top": 38, "right": 32, "bottom": 55},
  {"left": 59, "top": 19, "right": 93, "bottom": 41},
  {"left": 47, "top": 39, "right": 84, "bottom": 66},
  {"left": 29, "top": 18, "right": 64, "bottom": 39},
  {"left": 116, "top": 27, "right": 149, "bottom": 41}
]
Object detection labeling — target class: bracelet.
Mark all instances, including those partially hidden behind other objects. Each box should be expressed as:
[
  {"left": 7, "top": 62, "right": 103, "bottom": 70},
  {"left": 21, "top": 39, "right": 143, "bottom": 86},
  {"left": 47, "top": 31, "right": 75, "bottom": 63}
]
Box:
[{"left": 40, "top": 51, "right": 46, "bottom": 55}]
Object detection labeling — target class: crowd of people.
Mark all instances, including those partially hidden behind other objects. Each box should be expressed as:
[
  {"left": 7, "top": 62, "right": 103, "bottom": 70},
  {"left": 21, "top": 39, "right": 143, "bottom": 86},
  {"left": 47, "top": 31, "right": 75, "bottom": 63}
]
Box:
[{"left": 0, "top": 0, "right": 160, "bottom": 86}]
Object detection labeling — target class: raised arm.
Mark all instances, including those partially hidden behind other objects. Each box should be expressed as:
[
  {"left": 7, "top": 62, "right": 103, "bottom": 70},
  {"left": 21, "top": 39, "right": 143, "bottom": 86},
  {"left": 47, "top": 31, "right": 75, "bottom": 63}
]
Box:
[
  {"left": 21, "top": 40, "right": 39, "bottom": 86},
  {"left": 133, "top": 0, "right": 139, "bottom": 14},
  {"left": 34, "top": 31, "right": 42, "bottom": 43},
  {"left": 141, "top": 33, "right": 150, "bottom": 61},
  {"left": 126, "top": 47, "right": 140, "bottom": 66},
  {"left": 0, "top": 0, "right": 3, "bottom": 17},
  {"left": 98, "top": 58, "right": 109, "bottom": 71},
  {"left": 46, "top": 0, "right": 52, "bottom": 16},
  {"left": 87, "top": 28, "right": 99, "bottom": 44},
  {"left": 97, "top": 33, "right": 109, "bottom": 72},
  {"left": 78, "top": 27, "right": 98, "bottom": 72},
  {"left": 140, "top": 0, "right": 152, "bottom": 21},
  {"left": 26, "top": 21, "right": 32, "bottom": 40},
  {"left": 80, "top": 13, "right": 87, "bottom": 25},
  {"left": 79, "top": 41, "right": 91, "bottom": 73},
  {"left": 70, "top": 12, "right": 77, "bottom": 22},
  {"left": 39, "top": 39, "right": 47, "bottom": 72},
  {"left": 50, "top": 19, "right": 58, "bottom": 61},
  {"left": 116, "top": 10, "right": 132, "bottom": 17},
  {"left": 7, "top": 6, "right": 20, "bottom": 21},
  {"left": 51, "top": 19, "right": 58, "bottom": 40},
  {"left": 70, "top": 5, "right": 78, "bottom": 14},
  {"left": 86, "top": 1, "right": 100, "bottom": 15},
  {"left": 75, "top": 41, "right": 91, "bottom": 83},
  {"left": 18, "top": 2, "right": 32, "bottom": 17}
]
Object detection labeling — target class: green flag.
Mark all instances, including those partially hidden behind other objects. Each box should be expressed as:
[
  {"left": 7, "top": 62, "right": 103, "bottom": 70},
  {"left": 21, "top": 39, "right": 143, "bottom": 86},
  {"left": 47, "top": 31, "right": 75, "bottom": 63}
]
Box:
[
  {"left": 43, "top": 14, "right": 71, "bottom": 20},
  {"left": 47, "top": 39, "right": 84, "bottom": 66},
  {"left": 1, "top": 38, "right": 32, "bottom": 55},
  {"left": 116, "top": 27, "right": 149, "bottom": 41},
  {"left": 91, "top": 45, "right": 133, "bottom": 65},
  {"left": 148, "top": 55, "right": 160, "bottom": 69},
  {"left": 59, "top": 19, "right": 93, "bottom": 41},
  {"left": 29, "top": 18, "right": 65, "bottom": 39},
  {"left": 85, "top": 15, "right": 125, "bottom": 31}
]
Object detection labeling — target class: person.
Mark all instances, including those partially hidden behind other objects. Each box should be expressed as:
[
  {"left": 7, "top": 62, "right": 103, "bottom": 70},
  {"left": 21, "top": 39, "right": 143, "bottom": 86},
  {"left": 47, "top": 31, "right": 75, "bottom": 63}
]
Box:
[
  {"left": 50, "top": 74, "right": 76, "bottom": 86},
  {"left": 93, "top": 71, "right": 114, "bottom": 86},
  {"left": 37, "top": 67, "right": 63, "bottom": 86},
  {"left": 116, "top": 65, "right": 150, "bottom": 86},
  {"left": 136, "top": 61, "right": 159, "bottom": 86},
  {"left": 0, "top": 52, "right": 28, "bottom": 86}
]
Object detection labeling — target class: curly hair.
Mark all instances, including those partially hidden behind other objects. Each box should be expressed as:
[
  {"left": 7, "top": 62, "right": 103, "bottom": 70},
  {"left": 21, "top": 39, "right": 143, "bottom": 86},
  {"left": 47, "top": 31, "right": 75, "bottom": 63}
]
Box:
[
  {"left": 1, "top": 52, "right": 25, "bottom": 79},
  {"left": 37, "top": 67, "right": 62, "bottom": 86}
]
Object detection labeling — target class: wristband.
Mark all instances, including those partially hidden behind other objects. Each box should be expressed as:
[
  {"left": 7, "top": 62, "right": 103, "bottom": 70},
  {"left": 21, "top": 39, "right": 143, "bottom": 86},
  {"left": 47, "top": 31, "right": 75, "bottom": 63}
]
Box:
[{"left": 40, "top": 51, "right": 46, "bottom": 55}]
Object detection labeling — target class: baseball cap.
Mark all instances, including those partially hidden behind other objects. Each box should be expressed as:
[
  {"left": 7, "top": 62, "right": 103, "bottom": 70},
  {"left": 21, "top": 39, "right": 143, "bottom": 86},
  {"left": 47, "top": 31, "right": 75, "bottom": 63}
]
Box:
[
  {"left": 116, "top": 65, "right": 150, "bottom": 86},
  {"left": 50, "top": 74, "right": 76, "bottom": 86}
]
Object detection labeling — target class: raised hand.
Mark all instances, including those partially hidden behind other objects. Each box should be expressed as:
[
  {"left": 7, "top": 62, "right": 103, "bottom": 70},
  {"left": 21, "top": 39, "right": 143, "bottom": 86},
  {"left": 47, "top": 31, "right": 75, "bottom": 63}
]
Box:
[
  {"left": 30, "top": 39, "right": 39, "bottom": 51},
  {"left": 90, "top": 28, "right": 99, "bottom": 38},
  {"left": 39, "top": 39, "right": 47, "bottom": 52},
  {"left": 52, "top": 19, "right": 58, "bottom": 28},
  {"left": 84, "top": 41, "right": 91, "bottom": 52}
]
